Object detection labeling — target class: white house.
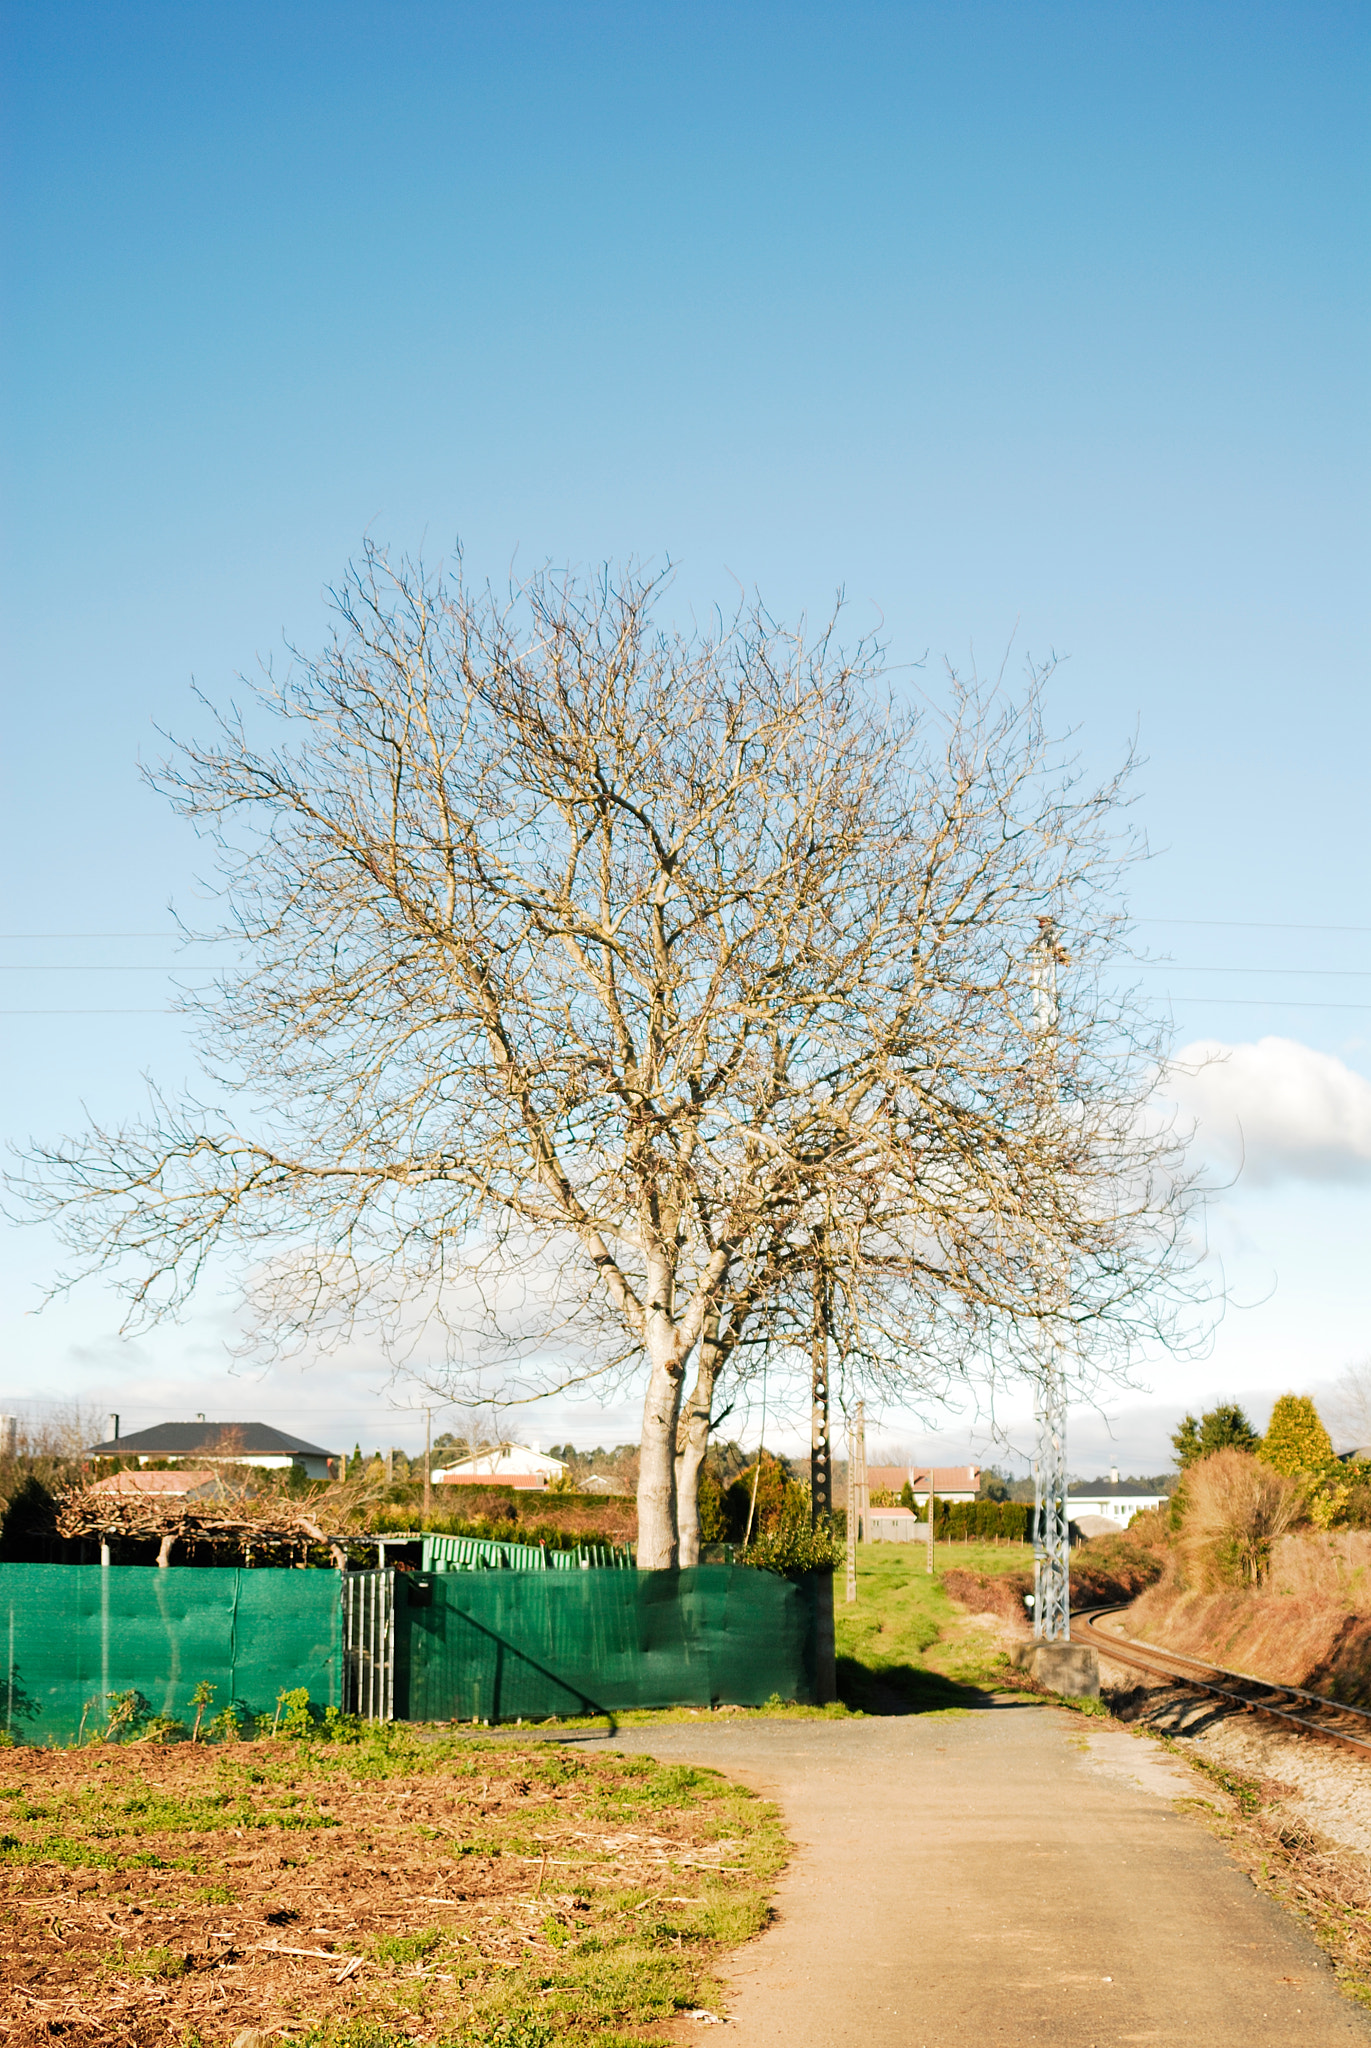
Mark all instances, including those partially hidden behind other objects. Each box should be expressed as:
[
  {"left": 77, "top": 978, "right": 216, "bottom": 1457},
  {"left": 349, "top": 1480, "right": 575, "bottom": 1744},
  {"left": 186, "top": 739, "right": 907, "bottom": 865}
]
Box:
[
  {"left": 1066, "top": 1469, "right": 1169, "bottom": 1530},
  {"left": 433, "top": 1443, "right": 567, "bottom": 1492}
]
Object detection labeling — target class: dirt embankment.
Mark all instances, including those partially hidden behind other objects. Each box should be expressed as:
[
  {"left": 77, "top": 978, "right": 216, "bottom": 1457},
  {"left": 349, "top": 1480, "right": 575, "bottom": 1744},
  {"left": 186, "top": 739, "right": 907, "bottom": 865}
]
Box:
[
  {"left": 942, "top": 1533, "right": 1165, "bottom": 1633},
  {"left": 1126, "top": 1529, "right": 1371, "bottom": 1703}
]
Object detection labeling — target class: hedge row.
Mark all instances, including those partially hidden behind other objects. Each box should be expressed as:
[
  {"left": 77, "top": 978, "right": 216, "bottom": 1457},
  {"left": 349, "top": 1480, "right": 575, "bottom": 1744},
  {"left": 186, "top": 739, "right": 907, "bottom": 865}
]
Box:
[{"left": 927, "top": 1499, "right": 1031, "bottom": 1542}]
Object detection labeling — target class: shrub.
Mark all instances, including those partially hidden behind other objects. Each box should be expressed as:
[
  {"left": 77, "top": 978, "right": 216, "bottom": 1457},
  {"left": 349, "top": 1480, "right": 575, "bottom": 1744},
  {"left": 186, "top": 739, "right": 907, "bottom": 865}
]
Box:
[
  {"left": 1178, "top": 1447, "right": 1304, "bottom": 1588},
  {"left": 746, "top": 1515, "right": 841, "bottom": 1576},
  {"left": 0, "top": 1477, "right": 60, "bottom": 1562}
]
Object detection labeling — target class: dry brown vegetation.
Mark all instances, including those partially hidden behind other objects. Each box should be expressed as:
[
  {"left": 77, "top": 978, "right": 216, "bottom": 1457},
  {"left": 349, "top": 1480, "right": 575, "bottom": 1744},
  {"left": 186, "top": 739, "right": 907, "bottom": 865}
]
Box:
[
  {"left": 1173, "top": 1448, "right": 1305, "bottom": 1590},
  {"left": 383, "top": 1491, "right": 638, "bottom": 1548},
  {"left": 940, "top": 1528, "right": 1166, "bottom": 1631},
  {"left": 1127, "top": 1530, "right": 1371, "bottom": 1704},
  {"left": 0, "top": 1724, "right": 783, "bottom": 2047}
]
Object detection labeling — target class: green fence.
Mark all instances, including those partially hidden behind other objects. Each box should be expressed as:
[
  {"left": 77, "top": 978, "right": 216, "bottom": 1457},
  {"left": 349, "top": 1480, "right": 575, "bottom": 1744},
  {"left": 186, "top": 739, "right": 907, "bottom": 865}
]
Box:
[
  {"left": 398, "top": 1563, "right": 828, "bottom": 1722},
  {"left": 419, "top": 1533, "right": 635, "bottom": 1573},
  {"left": 0, "top": 1564, "right": 341, "bottom": 1744}
]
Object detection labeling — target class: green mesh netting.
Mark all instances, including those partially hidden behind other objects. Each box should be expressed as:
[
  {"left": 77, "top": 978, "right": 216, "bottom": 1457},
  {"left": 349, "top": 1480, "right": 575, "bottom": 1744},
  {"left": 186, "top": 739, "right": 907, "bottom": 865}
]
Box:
[
  {"left": 0, "top": 1564, "right": 341, "bottom": 1743},
  {"left": 398, "top": 1563, "right": 827, "bottom": 1722}
]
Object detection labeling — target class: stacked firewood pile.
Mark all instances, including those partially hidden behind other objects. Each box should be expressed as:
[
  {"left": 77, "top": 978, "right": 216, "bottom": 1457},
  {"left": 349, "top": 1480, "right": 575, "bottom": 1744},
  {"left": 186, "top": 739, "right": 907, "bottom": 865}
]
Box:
[{"left": 54, "top": 1474, "right": 386, "bottom": 1567}]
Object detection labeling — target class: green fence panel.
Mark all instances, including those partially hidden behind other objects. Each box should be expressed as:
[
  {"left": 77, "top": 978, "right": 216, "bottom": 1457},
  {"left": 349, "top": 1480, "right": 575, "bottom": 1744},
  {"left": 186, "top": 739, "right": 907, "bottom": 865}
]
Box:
[
  {"left": 0, "top": 1564, "right": 341, "bottom": 1745},
  {"left": 399, "top": 1564, "right": 825, "bottom": 1722},
  {"left": 420, "top": 1534, "right": 635, "bottom": 1573}
]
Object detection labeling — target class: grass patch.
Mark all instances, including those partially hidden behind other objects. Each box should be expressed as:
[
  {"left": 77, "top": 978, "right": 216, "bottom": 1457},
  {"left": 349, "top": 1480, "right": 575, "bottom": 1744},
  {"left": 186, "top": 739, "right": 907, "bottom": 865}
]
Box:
[{"left": 834, "top": 1541, "right": 1032, "bottom": 1710}]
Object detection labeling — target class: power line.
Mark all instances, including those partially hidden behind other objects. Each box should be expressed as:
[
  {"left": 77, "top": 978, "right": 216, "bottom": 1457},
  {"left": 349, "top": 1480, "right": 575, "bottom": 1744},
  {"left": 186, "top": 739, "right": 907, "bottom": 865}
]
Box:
[
  {"left": 1135, "top": 917, "right": 1371, "bottom": 934},
  {"left": 4, "top": 916, "right": 1370, "bottom": 941},
  {"left": 1162, "top": 997, "right": 1371, "bottom": 1011},
  {"left": 0, "top": 967, "right": 217, "bottom": 973},
  {"left": 1136, "top": 966, "right": 1371, "bottom": 979}
]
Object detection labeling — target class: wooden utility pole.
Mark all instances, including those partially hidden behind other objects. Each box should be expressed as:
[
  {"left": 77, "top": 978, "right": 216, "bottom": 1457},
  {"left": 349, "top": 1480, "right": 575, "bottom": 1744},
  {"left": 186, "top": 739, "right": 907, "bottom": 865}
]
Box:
[
  {"left": 925, "top": 1470, "right": 935, "bottom": 1576},
  {"left": 422, "top": 1408, "right": 433, "bottom": 1521}
]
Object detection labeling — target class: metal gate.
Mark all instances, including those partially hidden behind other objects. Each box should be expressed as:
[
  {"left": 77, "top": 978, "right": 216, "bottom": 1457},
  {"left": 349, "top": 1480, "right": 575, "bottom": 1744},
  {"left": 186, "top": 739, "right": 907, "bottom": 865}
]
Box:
[{"left": 342, "top": 1568, "right": 394, "bottom": 1720}]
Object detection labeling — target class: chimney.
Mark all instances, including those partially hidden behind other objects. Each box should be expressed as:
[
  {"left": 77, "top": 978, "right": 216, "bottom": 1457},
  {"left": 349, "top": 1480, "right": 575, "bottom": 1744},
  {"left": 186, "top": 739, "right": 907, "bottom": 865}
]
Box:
[
  {"left": 1110, "top": 1464, "right": 1119, "bottom": 1485},
  {"left": 107, "top": 1414, "right": 120, "bottom": 1443}
]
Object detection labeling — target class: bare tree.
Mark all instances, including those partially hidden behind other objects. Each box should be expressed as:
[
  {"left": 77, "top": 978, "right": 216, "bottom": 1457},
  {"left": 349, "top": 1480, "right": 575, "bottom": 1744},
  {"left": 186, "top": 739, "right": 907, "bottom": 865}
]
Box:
[
  {"left": 13, "top": 549, "right": 1198, "bottom": 1566},
  {"left": 1326, "top": 1359, "right": 1371, "bottom": 1453}
]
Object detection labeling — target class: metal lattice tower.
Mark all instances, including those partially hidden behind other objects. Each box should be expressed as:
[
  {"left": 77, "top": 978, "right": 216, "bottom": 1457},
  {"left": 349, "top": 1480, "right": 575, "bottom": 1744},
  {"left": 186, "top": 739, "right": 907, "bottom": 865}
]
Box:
[{"left": 1030, "top": 917, "right": 1070, "bottom": 1644}]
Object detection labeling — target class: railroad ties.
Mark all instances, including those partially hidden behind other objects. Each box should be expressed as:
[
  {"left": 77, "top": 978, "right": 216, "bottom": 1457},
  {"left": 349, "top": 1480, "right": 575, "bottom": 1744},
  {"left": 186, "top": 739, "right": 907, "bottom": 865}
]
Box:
[{"left": 1074, "top": 1605, "right": 1371, "bottom": 1762}]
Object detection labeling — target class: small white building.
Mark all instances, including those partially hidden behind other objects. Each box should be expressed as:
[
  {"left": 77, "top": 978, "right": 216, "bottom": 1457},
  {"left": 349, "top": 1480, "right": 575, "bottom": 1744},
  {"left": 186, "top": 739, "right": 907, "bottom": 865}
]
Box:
[
  {"left": 433, "top": 1443, "right": 567, "bottom": 1492},
  {"left": 1067, "top": 1470, "right": 1169, "bottom": 1530}
]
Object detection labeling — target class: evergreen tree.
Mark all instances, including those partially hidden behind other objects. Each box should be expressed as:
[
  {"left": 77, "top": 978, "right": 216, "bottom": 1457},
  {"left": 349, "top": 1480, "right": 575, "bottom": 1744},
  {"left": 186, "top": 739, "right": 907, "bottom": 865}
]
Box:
[
  {"left": 1260, "top": 1394, "right": 1333, "bottom": 1477},
  {"left": 1171, "top": 1414, "right": 1202, "bottom": 1467},
  {"left": 1171, "top": 1402, "right": 1258, "bottom": 1468}
]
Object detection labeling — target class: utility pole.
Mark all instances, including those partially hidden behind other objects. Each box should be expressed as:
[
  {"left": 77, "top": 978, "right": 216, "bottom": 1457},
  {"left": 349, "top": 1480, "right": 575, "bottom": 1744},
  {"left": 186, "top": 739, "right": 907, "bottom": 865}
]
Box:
[
  {"left": 810, "top": 1262, "right": 838, "bottom": 1702},
  {"left": 422, "top": 1407, "right": 433, "bottom": 1522},
  {"left": 844, "top": 1401, "right": 864, "bottom": 1603},
  {"left": 1030, "top": 916, "right": 1070, "bottom": 1644},
  {"left": 925, "top": 1469, "right": 935, "bottom": 1576}
]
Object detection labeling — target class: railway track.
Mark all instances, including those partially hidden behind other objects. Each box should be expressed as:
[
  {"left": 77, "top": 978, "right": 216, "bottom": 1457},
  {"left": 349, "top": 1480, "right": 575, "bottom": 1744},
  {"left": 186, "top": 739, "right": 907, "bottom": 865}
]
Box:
[{"left": 1074, "top": 1605, "right": 1371, "bottom": 1761}]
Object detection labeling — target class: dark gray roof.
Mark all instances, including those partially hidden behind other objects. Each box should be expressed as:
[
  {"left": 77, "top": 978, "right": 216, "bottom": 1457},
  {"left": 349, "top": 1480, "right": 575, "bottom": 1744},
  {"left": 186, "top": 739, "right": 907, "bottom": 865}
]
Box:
[
  {"left": 86, "top": 1421, "right": 338, "bottom": 1460},
  {"left": 1067, "top": 1480, "right": 1169, "bottom": 1499}
]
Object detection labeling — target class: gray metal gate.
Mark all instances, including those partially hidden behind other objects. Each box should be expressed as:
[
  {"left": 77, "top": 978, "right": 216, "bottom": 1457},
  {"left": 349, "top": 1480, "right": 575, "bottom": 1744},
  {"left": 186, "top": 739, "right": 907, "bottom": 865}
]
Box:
[{"left": 342, "top": 1568, "right": 394, "bottom": 1720}]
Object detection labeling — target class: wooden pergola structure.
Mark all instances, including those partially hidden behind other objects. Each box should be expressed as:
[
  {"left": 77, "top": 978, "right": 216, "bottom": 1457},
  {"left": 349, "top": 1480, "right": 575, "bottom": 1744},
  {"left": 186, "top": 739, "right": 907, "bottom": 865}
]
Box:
[{"left": 56, "top": 1488, "right": 360, "bottom": 1569}]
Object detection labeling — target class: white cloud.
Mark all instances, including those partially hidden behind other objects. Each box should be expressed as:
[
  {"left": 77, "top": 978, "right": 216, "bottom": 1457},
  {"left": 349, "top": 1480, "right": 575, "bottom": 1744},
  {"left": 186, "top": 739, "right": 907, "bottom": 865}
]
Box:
[{"left": 1165, "top": 1037, "right": 1371, "bottom": 1186}]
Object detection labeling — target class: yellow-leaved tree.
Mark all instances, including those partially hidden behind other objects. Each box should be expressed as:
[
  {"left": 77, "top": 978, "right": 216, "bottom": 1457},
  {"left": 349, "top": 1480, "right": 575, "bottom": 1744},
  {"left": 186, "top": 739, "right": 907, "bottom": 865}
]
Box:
[{"left": 1259, "top": 1394, "right": 1333, "bottom": 1478}]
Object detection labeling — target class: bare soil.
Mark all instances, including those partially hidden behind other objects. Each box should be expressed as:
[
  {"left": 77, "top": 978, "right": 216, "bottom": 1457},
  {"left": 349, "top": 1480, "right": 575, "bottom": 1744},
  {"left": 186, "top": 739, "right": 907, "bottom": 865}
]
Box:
[{"left": 0, "top": 1727, "right": 782, "bottom": 2047}]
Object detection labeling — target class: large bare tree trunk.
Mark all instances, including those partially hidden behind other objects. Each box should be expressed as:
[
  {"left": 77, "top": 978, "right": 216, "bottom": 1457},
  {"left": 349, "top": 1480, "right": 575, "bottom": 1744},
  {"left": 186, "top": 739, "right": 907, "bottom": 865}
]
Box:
[
  {"left": 675, "top": 1312, "right": 723, "bottom": 1568},
  {"left": 637, "top": 1335, "right": 685, "bottom": 1569}
]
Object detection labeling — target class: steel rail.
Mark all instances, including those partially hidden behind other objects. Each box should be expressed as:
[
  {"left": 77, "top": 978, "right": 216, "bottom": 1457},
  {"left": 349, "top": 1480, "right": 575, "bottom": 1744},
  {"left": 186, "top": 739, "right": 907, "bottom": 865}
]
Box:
[{"left": 1074, "top": 1605, "right": 1371, "bottom": 1762}]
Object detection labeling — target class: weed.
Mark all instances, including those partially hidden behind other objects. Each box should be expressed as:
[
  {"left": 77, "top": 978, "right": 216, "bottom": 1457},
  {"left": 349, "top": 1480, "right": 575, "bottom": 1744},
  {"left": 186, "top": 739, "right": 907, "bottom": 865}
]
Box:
[
  {"left": 190, "top": 1680, "right": 215, "bottom": 1742},
  {"left": 103, "top": 1689, "right": 147, "bottom": 1742},
  {"left": 367, "top": 1926, "right": 444, "bottom": 1967},
  {"left": 209, "top": 1701, "right": 246, "bottom": 1742},
  {"left": 301, "top": 2024, "right": 422, "bottom": 2047},
  {"left": 273, "top": 1685, "right": 315, "bottom": 1737},
  {"left": 129, "top": 1942, "right": 191, "bottom": 1979},
  {"left": 193, "top": 1881, "right": 234, "bottom": 1904},
  {"left": 1053, "top": 1691, "right": 1109, "bottom": 1719}
]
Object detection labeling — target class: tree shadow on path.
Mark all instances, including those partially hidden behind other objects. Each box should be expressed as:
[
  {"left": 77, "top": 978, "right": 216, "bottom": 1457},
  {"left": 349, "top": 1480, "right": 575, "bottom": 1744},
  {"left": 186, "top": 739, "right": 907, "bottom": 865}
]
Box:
[{"left": 836, "top": 1655, "right": 1031, "bottom": 1716}]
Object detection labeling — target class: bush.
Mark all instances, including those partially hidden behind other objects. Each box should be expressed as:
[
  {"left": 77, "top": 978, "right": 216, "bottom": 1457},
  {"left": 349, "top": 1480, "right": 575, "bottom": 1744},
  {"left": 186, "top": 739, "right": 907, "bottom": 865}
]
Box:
[
  {"left": 1179, "top": 1447, "right": 1304, "bottom": 1588},
  {"left": 933, "top": 1499, "right": 1029, "bottom": 1543},
  {"left": 746, "top": 1516, "right": 841, "bottom": 1577},
  {"left": 0, "top": 1477, "right": 60, "bottom": 1562}
]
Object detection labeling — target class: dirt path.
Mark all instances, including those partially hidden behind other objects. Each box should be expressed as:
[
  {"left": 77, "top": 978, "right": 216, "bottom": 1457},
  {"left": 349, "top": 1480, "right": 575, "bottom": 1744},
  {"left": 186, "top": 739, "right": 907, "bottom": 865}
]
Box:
[{"left": 572, "top": 1693, "right": 1370, "bottom": 2045}]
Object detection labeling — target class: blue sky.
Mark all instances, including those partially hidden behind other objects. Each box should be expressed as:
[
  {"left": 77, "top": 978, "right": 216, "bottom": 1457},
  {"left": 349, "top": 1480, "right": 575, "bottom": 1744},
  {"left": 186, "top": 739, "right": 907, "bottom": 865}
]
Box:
[{"left": 2, "top": 1, "right": 1367, "bottom": 1471}]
